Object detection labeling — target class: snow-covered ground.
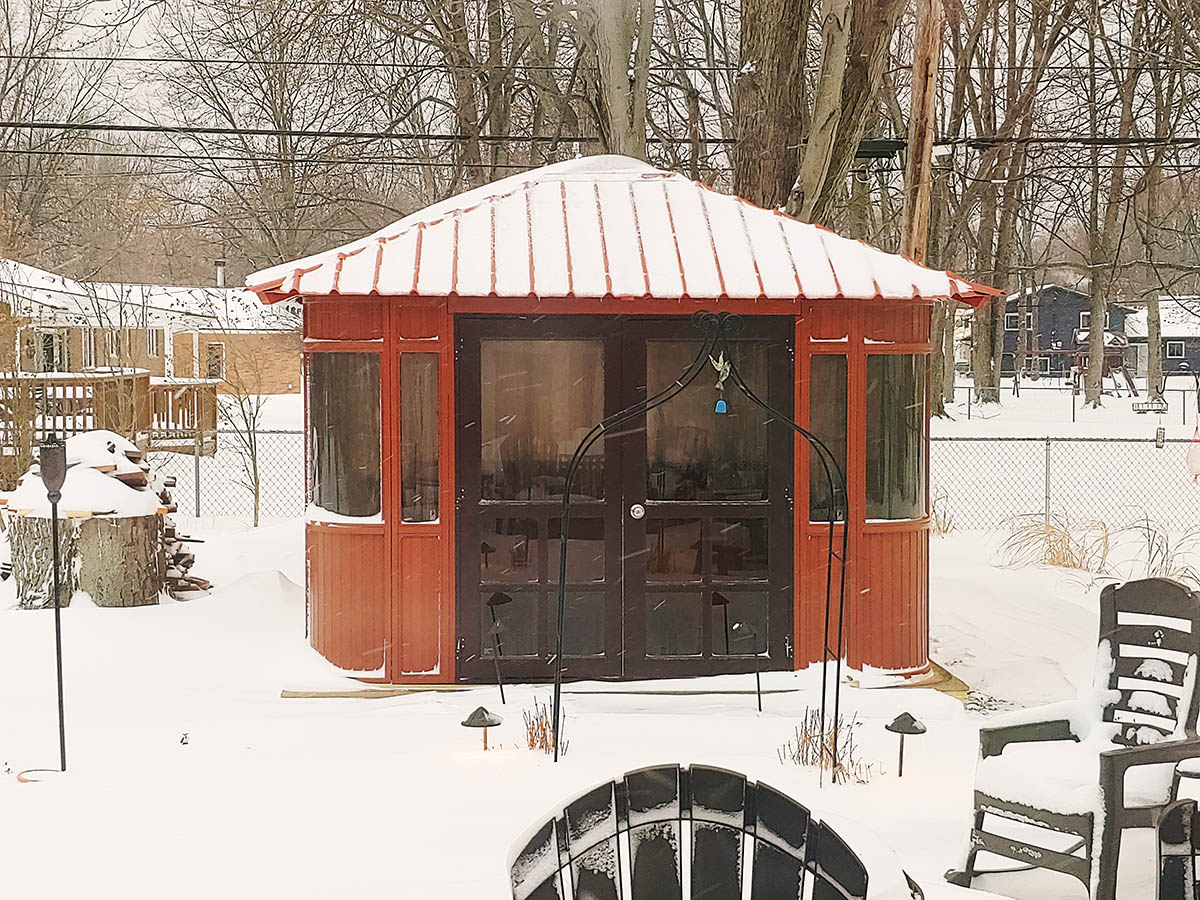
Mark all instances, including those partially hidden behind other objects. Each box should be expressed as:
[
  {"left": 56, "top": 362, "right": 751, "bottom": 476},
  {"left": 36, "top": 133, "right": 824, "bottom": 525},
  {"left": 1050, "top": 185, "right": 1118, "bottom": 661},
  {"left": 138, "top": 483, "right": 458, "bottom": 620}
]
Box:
[{"left": 0, "top": 521, "right": 1172, "bottom": 900}]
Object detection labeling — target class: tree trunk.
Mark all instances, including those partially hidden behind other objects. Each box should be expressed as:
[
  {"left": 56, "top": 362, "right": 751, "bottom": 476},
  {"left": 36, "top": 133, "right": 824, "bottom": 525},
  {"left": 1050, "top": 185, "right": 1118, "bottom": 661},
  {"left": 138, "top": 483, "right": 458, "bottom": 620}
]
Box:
[
  {"left": 12, "top": 514, "right": 164, "bottom": 609},
  {"left": 788, "top": 0, "right": 851, "bottom": 220},
  {"left": 11, "top": 515, "right": 79, "bottom": 608},
  {"left": 733, "top": 0, "right": 809, "bottom": 209}
]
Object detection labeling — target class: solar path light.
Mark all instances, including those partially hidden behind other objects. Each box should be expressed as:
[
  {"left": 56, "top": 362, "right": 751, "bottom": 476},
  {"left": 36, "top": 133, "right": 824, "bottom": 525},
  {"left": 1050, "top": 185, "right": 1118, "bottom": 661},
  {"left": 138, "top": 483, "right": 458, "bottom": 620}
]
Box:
[
  {"left": 885, "top": 712, "right": 927, "bottom": 777},
  {"left": 462, "top": 706, "right": 502, "bottom": 751},
  {"left": 39, "top": 432, "right": 68, "bottom": 773}
]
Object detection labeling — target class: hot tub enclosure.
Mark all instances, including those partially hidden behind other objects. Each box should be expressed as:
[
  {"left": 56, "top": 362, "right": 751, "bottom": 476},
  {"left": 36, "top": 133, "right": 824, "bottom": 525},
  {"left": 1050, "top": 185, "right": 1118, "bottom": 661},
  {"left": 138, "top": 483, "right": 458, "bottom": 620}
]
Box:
[{"left": 247, "top": 156, "right": 997, "bottom": 684}]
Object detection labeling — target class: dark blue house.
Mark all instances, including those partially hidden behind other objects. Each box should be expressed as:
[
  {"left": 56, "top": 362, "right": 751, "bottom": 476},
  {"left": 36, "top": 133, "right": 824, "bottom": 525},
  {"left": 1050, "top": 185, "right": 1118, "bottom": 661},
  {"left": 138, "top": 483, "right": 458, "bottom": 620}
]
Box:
[
  {"left": 1001, "top": 284, "right": 1129, "bottom": 376},
  {"left": 1126, "top": 297, "right": 1200, "bottom": 377}
]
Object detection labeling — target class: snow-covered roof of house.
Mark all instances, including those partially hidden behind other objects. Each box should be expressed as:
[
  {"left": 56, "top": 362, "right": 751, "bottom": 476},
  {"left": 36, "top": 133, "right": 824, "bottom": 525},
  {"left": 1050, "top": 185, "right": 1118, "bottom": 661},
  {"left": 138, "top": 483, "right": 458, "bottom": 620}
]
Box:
[
  {"left": 1125, "top": 297, "right": 1200, "bottom": 339},
  {"left": 0, "top": 259, "right": 299, "bottom": 332},
  {"left": 1004, "top": 283, "right": 1088, "bottom": 302},
  {"left": 247, "top": 155, "right": 998, "bottom": 305}
]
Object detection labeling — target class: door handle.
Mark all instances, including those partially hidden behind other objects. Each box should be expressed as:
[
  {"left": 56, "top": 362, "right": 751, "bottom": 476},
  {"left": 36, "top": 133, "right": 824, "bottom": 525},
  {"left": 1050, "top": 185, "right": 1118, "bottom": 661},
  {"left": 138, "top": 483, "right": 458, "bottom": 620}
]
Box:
[{"left": 629, "top": 503, "right": 646, "bottom": 520}]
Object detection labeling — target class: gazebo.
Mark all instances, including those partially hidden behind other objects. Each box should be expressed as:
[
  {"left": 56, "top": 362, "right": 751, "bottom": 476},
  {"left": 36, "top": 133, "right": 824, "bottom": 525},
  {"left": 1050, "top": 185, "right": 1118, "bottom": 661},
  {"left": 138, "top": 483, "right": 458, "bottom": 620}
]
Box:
[{"left": 247, "top": 156, "right": 997, "bottom": 684}]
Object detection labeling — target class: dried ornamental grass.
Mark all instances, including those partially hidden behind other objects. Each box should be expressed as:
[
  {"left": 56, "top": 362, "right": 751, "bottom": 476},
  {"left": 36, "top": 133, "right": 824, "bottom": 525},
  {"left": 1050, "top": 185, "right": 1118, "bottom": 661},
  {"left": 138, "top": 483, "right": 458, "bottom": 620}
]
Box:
[
  {"left": 777, "top": 707, "right": 878, "bottom": 784},
  {"left": 999, "top": 514, "right": 1114, "bottom": 574},
  {"left": 524, "top": 698, "right": 568, "bottom": 756},
  {"left": 1124, "top": 518, "right": 1200, "bottom": 587},
  {"left": 931, "top": 490, "right": 956, "bottom": 536}
]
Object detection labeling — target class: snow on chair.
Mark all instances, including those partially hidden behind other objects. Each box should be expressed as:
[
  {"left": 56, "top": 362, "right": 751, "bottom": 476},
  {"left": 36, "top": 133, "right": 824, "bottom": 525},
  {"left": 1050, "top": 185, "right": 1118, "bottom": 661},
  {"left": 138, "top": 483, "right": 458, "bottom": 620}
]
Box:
[
  {"left": 509, "top": 763, "right": 926, "bottom": 900},
  {"left": 947, "top": 577, "right": 1200, "bottom": 900}
]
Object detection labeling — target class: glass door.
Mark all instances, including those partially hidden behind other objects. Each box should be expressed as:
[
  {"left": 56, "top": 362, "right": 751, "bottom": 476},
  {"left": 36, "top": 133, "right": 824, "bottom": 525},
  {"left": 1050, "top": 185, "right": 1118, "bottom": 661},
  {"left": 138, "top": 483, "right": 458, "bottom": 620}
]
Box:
[
  {"left": 456, "top": 315, "right": 794, "bottom": 682},
  {"left": 456, "top": 317, "right": 624, "bottom": 681},
  {"left": 620, "top": 319, "right": 794, "bottom": 678}
]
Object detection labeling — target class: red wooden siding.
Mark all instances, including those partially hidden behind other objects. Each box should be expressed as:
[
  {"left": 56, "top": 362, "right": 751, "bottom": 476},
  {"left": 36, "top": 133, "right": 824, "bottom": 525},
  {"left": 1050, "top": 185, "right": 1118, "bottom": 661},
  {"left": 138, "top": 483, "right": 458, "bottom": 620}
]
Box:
[
  {"left": 307, "top": 523, "right": 387, "bottom": 671},
  {"left": 306, "top": 298, "right": 385, "bottom": 340},
  {"left": 395, "top": 536, "right": 444, "bottom": 675},
  {"left": 854, "top": 526, "right": 929, "bottom": 671}
]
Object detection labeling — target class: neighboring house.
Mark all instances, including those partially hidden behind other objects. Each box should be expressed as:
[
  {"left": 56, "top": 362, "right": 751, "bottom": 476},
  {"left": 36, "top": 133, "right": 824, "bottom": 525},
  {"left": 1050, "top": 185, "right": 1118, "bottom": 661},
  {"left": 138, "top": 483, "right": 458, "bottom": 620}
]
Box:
[
  {"left": 1125, "top": 297, "right": 1200, "bottom": 377},
  {"left": 0, "top": 259, "right": 301, "bottom": 394},
  {"left": 999, "top": 284, "right": 1131, "bottom": 376}
]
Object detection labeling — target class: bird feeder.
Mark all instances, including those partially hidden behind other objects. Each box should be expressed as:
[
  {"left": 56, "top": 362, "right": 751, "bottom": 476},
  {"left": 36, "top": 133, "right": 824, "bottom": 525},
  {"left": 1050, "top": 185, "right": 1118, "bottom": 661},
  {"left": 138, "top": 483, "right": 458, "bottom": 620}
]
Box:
[
  {"left": 885, "top": 712, "right": 927, "bottom": 777},
  {"left": 462, "top": 706, "right": 502, "bottom": 751}
]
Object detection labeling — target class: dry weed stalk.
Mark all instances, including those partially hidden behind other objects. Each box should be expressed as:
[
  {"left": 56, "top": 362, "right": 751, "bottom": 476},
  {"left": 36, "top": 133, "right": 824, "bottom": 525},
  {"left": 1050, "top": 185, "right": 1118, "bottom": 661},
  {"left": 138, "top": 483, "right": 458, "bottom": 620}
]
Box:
[
  {"left": 777, "top": 707, "right": 877, "bottom": 784},
  {"left": 999, "top": 515, "right": 1114, "bottom": 574},
  {"left": 524, "top": 698, "right": 568, "bottom": 756},
  {"left": 1124, "top": 518, "right": 1200, "bottom": 587},
  {"left": 931, "top": 490, "right": 956, "bottom": 536}
]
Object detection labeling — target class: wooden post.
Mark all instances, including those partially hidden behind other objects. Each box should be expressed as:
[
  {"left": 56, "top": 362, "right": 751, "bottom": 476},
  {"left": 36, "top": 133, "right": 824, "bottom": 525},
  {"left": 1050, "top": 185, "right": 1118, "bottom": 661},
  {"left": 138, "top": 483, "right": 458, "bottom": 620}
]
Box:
[{"left": 900, "top": 0, "right": 944, "bottom": 262}]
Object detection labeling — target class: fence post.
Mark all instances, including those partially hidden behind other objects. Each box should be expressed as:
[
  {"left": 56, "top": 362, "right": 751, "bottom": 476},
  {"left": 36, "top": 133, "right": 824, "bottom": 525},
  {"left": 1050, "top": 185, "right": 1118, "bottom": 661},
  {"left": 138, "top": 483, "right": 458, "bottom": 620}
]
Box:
[
  {"left": 193, "top": 429, "right": 201, "bottom": 517},
  {"left": 1043, "top": 436, "right": 1052, "bottom": 524},
  {"left": 967, "top": 386, "right": 972, "bottom": 420}
]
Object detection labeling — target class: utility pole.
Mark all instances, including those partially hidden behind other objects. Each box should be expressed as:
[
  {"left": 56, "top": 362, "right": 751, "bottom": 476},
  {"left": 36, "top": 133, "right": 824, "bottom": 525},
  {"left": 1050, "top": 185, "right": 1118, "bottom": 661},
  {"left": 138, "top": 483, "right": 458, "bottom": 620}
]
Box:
[{"left": 900, "top": 0, "right": 944, "bottom": 261}]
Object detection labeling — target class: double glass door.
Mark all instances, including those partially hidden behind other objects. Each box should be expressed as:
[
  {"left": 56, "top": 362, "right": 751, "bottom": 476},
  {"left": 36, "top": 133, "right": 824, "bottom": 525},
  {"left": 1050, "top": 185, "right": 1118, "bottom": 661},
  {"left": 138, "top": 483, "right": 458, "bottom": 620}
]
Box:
[{"left": 456, "top": 316, "right": 793, "bottom": 681}]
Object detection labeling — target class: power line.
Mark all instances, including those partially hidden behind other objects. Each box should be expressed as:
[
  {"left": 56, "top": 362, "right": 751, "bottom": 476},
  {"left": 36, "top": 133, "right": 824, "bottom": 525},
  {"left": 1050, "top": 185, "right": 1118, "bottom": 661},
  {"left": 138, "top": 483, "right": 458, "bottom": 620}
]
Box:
[
  {"left": 10, "top": 119, "right": 1200, "bottom": 150},
  {"left": 0, "top": 119, "right": 734, "bottom": 145}
]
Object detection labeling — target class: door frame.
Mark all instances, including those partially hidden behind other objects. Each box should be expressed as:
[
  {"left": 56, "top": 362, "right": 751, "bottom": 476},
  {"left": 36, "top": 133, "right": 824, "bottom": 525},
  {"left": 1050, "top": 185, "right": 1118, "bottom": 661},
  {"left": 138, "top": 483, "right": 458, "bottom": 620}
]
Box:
[{"left": 454, "top": 314, "right": 794, "bottom": 682}]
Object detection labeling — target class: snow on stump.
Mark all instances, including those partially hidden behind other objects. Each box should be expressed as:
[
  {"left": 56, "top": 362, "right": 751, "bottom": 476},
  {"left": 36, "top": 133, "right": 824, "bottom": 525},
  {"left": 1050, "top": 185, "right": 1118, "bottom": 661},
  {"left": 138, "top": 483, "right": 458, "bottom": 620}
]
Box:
[{"left": 7, "top": 431, "right": 184, "bottom": 608}]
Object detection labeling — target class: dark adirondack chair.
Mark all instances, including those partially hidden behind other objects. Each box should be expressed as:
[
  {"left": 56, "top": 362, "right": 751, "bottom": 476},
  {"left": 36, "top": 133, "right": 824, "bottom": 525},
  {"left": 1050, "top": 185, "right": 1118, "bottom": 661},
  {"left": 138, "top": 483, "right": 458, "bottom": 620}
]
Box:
[
  {"left": 510, "top": 763, "right": 925, "bottom": 900},
  {"left": 947, "top": 578, "right": 1200, "bottom": 900},
  {"left": 1159, "top": 797, "right": 1200, "bottom": 899}
]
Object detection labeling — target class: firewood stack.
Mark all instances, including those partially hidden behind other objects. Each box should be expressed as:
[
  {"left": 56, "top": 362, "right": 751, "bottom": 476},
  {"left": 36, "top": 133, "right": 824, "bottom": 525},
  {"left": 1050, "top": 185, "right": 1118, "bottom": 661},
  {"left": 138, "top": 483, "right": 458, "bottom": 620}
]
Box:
[{"left": 6, "top": 430, "right": 211, "bottom": 607}]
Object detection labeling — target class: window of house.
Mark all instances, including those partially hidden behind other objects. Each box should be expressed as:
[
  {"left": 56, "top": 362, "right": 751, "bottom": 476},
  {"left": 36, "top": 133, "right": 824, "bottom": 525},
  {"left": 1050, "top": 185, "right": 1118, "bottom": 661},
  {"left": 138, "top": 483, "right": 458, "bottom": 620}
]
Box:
[
  {"left": 866, "top": 354, "right": 927, "bottom": 520},
  {"left": 401, "top": 354, "right": 439, "bottom": 522},
  {"left": 147, "top": 327, "right": 165, "bottom": 358},
  {"left": 80, "top": 329, "right": 95, "bottom": 370},
  {"left": 809, "top": 354, "right": 847, "bottom": 521},
  {"left": 1167, "top": 340, "right": 1186, "bottom": 360},
  {"left": 308, "top": 353, "right": 381, "bottom": 518},
  {"left": 37, "top": 330, "right": 65, "bottom": 372},
  {"left": 1080, "top": 310, "right": 1110, "bottom": 330},
  {"left": 1006, "top": 312, "right": 1034, "bottom": 332},
  {"left": 205, "top": 342, "right": 226, "bottom": 379},
  {"left": 1038, "top": 356, "right": 1051, "bottom": 373},
  {"left": 105, "top": 328, "right": 122, "bottom": 361}
]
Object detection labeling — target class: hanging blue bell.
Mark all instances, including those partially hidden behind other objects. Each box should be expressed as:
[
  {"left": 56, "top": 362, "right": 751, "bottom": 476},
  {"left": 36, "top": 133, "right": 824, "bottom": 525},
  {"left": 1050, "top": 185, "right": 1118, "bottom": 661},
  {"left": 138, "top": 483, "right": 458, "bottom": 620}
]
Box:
[{"left": 715, "top": 397, "right": 727, "bottom": 414}]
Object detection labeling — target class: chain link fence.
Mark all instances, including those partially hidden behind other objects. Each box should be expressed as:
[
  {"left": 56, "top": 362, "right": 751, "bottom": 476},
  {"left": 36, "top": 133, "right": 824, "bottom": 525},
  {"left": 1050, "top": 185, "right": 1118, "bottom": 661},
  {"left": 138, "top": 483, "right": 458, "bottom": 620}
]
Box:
[
  {"left": 145, "top": 429, "right": 1198, "bottom": 532},
  {"left": 147, "top": 429, "right": 305, "bottom": 521},
  {"left": 931, "top": 436, "right": 1200, "bottom": 531}
]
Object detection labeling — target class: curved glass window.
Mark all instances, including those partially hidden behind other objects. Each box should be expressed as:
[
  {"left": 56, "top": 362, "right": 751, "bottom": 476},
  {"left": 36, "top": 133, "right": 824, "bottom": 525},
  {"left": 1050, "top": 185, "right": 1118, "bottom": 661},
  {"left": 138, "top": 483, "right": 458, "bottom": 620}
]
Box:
[
  {"left": 308, "top": 352, "right": 381, "bottom": 518},
  {"left": 809, "top": 354, "right": 847, "bottom": 521},
  {"left": 866, "top": 354, "right": 927, "bottom": 520}
]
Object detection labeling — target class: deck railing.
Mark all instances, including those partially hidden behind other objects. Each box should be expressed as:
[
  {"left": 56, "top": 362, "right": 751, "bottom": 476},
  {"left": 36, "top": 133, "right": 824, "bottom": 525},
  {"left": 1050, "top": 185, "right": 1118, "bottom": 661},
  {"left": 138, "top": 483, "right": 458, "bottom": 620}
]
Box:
[{"left": 0, "top": 371, "right": 219, "bottom": 486}]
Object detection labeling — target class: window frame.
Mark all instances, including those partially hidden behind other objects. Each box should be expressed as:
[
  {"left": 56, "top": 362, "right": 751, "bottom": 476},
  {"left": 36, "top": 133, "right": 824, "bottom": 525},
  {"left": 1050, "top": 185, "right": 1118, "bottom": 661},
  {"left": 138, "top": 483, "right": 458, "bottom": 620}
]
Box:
[
  {"left": 1004, "top": 312, "right": 1020, "bottom": 331},
  {"left": 1167, "top": 340, "right": 1186, "bottom": 360},
  {"left": 147, "top": 327, "right": 165, "bottom": 358},
  {"left": 80, "top": 328, "right": 95, "bottom": 370},
  {"left": 204, "top": 341, "right": 226, "bottom": 379}
]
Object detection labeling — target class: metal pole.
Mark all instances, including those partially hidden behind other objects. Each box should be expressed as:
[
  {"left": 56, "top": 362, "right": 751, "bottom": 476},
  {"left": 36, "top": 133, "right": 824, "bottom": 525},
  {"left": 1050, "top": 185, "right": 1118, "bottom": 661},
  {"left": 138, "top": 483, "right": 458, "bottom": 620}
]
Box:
[
  {"left": 193, "top": 430, "right": 201, "bottom": 516},
  {"left": 489, "top": 607, "right": 506, "bottom": 705},
  {"left": 50, "top": 496, "right": 66, "bottom": 772},
  {"left": 967, "top": 386, "right": 971, "bottom": 420},
  {"left": 1043, "top": 437, "right": 1052, "bottom": 525},
  {"left": 722, "top": 605, "right": 731, "bottom": 656}
]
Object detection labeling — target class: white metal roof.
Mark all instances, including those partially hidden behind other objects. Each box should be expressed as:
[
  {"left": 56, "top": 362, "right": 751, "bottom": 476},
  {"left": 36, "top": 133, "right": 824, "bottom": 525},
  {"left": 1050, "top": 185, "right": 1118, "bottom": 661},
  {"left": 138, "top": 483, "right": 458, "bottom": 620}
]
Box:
[{"left": 247, "top": 156, "right": 996, "bottom": 305}]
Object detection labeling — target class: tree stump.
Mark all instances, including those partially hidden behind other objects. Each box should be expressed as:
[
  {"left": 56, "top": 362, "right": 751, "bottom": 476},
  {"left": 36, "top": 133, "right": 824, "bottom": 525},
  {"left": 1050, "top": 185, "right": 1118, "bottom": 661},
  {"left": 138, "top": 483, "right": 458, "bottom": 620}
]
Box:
[{"left": 12, "top": 514, "right": 164, "bottom": 608}]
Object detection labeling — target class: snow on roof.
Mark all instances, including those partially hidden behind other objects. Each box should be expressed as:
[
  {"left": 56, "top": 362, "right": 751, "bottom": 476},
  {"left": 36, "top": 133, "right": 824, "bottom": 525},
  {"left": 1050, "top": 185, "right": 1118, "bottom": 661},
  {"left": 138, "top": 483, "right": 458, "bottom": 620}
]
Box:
[
  {"left": 247, "top": 155, "right": 997, "bottom": 305},
  {"left": 1124, "top": 297, "right": 1200, "bottom": 339},
  {"left": 0, "top": 258, "right": 299, "bottom": 332}
]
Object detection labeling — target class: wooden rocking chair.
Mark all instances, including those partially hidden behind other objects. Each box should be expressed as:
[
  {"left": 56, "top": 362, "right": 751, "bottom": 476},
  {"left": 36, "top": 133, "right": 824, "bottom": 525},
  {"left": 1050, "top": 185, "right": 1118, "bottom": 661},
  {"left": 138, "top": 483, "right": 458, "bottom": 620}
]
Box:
[{"left": 947, "top": 578, "right": 1200, "bottom": 900}]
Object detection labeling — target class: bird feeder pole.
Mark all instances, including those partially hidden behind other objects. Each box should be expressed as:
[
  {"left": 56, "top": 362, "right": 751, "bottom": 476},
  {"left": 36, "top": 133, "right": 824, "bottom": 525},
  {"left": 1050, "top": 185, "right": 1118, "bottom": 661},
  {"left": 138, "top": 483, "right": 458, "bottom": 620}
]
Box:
[{"left": 39, "top": 433, "right": 68, "bottom": 773}]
